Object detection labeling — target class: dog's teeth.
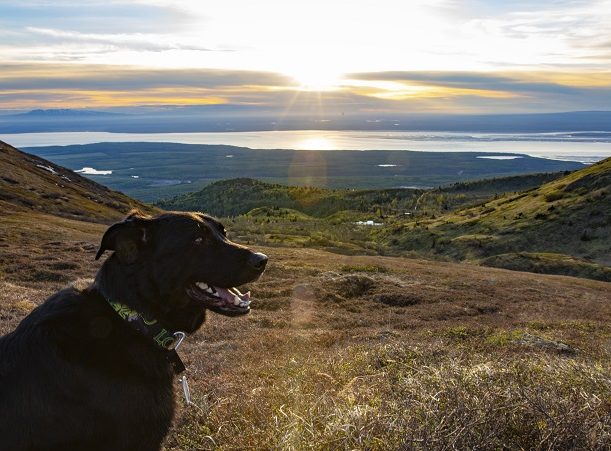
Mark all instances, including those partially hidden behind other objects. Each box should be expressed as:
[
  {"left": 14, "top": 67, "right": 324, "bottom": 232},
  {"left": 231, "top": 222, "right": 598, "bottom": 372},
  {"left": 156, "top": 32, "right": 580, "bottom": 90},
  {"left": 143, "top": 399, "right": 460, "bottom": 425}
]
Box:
[
  {"left": 196, "top": 282, "right": 208, "bottom": 290},
  {"left": 206, "top": 287, "right": 214, "bottom": 294}
]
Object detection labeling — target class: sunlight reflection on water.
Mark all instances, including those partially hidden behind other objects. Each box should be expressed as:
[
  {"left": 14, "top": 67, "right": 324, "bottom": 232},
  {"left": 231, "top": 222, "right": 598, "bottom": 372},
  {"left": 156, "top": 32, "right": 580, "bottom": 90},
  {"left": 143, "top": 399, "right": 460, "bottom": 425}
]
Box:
[{"left": 4, "top": 130, "right": 611, "bottom": 163}]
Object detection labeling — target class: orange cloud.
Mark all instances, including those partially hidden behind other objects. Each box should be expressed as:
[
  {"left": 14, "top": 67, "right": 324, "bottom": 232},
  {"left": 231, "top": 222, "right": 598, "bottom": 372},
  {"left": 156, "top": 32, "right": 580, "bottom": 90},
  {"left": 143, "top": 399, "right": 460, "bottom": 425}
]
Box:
[{"left": 1, "top": 64, "right": 610, "bottom": 113}]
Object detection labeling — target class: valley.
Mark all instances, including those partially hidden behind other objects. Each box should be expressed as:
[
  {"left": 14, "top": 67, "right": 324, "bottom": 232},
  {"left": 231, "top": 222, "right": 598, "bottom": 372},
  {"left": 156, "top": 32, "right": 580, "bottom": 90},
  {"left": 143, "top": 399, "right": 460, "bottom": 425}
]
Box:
[
  {"left": 22, "top": 141, "right": 585, "bottom": 201},
  {"left": 159, "top": 161, "right": 611, "bottom": 281}
]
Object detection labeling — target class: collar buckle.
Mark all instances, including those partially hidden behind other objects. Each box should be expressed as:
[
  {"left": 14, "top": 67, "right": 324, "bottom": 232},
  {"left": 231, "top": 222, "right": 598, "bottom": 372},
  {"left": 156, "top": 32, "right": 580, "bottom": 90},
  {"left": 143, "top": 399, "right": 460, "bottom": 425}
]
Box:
[{"left": 167, "top": 331, "right": 186, "bottom": 351}]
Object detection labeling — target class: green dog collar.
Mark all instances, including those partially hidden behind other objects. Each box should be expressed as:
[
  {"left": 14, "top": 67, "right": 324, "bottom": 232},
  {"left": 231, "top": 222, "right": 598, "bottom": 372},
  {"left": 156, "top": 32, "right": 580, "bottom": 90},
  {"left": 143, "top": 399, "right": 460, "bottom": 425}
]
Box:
[{"left": 104, "top": 298, "right": 186, "bottom": 374}]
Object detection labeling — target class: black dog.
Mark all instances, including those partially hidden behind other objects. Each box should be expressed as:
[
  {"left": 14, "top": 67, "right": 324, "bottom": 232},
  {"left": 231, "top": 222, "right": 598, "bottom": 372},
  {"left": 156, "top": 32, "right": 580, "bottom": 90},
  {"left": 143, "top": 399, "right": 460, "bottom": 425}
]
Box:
[{"left": 0, "top": 211, "right": 267, "bottom": 451}]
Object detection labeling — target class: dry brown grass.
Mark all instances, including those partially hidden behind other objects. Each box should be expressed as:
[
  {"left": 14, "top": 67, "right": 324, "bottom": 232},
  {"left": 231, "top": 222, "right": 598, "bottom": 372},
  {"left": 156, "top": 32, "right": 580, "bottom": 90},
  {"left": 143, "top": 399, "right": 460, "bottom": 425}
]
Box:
[
  {"left": 167, "top": 338, "right": 610, "bottom": 450},
  {"left": 1, "top": 212, "right": 610, "bottom": 450},
  {"left": 0, "top": 140, "right": 155, "bottom": 222}
]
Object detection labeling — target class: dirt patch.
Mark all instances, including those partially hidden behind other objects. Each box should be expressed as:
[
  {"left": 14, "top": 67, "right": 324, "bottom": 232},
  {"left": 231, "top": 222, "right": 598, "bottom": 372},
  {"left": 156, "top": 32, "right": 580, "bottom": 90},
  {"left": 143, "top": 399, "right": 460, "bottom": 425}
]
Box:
[
  {"left": 323, "top": 274, "right": 377, "bottom": 298},
  {"left": 373, "top": 291, "right": 425, "bottom": 306}
]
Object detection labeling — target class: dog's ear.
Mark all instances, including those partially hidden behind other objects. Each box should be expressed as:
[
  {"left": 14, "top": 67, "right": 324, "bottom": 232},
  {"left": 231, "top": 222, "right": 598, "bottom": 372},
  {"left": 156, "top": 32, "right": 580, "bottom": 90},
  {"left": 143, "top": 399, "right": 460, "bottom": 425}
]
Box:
[{"left": 95, "top": 217, "right": 152, "bottom": 263}]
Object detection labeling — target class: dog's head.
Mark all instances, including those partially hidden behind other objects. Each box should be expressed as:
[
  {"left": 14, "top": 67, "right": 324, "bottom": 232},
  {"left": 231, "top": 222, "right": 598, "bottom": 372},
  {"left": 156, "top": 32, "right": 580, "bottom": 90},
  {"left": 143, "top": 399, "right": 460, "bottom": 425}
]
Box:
[{"left": 95, "top": 210, "right": 267, "bottom": 332}]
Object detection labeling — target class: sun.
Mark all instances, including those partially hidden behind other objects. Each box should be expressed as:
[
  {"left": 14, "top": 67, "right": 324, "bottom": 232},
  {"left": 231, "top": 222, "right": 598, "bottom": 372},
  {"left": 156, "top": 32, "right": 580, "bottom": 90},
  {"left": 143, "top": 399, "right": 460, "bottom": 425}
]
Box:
[{"left": 290, "top": 68, "right": 343, "bottom": 91}]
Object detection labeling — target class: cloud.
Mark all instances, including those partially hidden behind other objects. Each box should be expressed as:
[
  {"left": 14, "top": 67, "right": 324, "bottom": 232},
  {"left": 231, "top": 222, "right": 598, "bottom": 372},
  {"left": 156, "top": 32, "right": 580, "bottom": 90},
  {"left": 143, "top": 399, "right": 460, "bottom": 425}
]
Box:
[
  {"left": 460, "top": 0, "right": 611, "bottom": 65},
  {"left": 346, "top": 71, "right": 595, "bottom": 96},
  {"left": 3, "top": 0, "right": 610, "bottom": 75},
  {"left": 1, "top": 64, "right": 611, "bottom": 113},
  {"left": 1, "top": 0, "right": 610, "bottom": 113},
  {"left": 0, "top": 64, "right": 293, "bottom": 90},
  {"left": 0, "top": 1, "right": 194, "bottom": 34},
  {"left": 342, "top": 69, "right": 611, "bottom": 113},
  {"left": 25, "top": 27, "right": 214, "bottom": 52}
]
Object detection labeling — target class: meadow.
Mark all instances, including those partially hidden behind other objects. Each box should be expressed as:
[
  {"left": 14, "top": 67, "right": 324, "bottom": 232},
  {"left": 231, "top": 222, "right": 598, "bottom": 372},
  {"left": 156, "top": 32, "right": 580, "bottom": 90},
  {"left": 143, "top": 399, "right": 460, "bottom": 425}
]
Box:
[
  {"left": 1, "top": 141, "right": 609, "bottom": 449},
  {"left": 1, "top": 217, "right": 609, "bottom": 450}
]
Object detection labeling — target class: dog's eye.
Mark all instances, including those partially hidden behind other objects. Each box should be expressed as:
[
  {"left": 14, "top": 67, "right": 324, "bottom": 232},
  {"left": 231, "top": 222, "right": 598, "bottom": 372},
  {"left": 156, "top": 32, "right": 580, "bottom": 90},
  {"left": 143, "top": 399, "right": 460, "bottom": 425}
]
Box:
[{"left": 194, "top": 237, "right": 204, "bottom": 245}]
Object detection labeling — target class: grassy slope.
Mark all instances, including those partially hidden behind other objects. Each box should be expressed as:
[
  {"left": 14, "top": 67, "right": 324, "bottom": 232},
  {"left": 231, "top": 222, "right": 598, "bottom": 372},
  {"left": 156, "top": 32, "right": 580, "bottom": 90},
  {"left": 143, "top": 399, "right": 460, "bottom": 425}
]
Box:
[
  {"left": 158, "top": 172, "right": 564, "bottom": 218},
  {"left": 157, "top": 178, "right": 424, "bottom": 218},
  {"left": 0, "top": 139, "right": 159, "bottom": 299},
  {"left": 2, "top": 239, "right": 609, "bottom": 449},
  {"left": 387, "top": 158, "right": 611, "bottom": 274},
  {"left": 1, "top": 139, "right": 610, "bottom": 449},
  {"left": 0, "top": 140, "right": 153, "bottom": 222},
  {"left": 159, "top": 167, "right": 609, "bottom": 281}
]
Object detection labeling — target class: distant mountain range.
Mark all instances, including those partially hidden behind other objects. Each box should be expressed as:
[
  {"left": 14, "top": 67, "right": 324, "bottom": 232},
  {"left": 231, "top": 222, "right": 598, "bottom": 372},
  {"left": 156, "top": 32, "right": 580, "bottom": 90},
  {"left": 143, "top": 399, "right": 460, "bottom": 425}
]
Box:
[
  {"left": 17, "top": 109, "right": 123, "bottom": 118},
  {"left": 1, "top": 109, "right": 611, "bottom": 133}
]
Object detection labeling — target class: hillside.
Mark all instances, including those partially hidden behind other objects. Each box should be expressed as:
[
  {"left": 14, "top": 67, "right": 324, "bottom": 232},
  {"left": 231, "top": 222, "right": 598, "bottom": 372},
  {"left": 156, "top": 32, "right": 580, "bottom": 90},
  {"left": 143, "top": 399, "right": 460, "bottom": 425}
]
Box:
[
  {"left": 0, "top": 140, "right": 152, "bottom": 222},
  {"left": 2, "top": 236, "right": 610, "bottom": 449},
  {"left": 0, "top": 139, "right": 157, "bottom": 287},
  {"left": 157, "top": 172, "right": 564, "bottom": 218},
  {"left": 157, "top": 178, "right": 423, "bottom": 217},
  {"left": 158, "top": 168, "right": 609, "bottom": 280},
  {"left": 0, "top": 137, "right": 609, "bottom": 449},
  {"left": 385, "top": 157, "right": 611, "bottom": 277}
]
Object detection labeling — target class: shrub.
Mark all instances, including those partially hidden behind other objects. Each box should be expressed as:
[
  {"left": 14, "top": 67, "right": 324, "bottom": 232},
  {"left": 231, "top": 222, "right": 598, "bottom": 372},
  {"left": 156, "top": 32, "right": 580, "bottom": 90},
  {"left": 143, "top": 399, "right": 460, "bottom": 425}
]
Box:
[{"left": 544, "top": 191, "right": 565, "bottom": 202}]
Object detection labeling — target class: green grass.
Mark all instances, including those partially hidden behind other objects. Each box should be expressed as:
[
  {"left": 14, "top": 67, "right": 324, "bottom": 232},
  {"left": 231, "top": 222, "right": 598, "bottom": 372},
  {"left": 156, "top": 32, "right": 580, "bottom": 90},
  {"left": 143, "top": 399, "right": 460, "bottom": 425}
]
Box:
[{"left": 207, "top": 158, "right": 611, "bottom": 281}]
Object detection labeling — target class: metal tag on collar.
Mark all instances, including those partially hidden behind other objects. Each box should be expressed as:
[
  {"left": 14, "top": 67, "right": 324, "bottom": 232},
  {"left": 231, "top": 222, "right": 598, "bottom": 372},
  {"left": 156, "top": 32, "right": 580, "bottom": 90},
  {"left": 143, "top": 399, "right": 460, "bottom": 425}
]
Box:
[
  {"left": 167, "top": 331, "right": 186, "bottom": 351},
  {"left": 180, "top": 375, "right": 192, "bottom": 405}
]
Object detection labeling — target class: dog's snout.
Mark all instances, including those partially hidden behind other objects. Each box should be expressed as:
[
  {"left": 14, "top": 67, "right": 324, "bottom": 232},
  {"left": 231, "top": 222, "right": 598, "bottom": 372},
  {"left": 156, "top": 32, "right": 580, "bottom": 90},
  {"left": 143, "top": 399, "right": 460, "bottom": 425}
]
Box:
[{"left": 249, "top": 252, "right": 268, "bottom": 270}]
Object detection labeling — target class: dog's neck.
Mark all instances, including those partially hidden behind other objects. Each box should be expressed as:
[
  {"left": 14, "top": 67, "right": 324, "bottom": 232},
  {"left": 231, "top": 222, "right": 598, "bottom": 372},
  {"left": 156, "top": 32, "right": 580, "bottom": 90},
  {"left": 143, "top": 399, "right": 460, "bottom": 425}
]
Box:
[
  {"left": 91, "top": 263, "right": 187, "bottom": 374},
  {"left": 103, "top": 297, "right": 179, "bottom": 349},
  {"left": 94, "top": 255, "right": 206, "bottom": 335},
  {"left": 94, "top": 255, "right": 160, "bottom": 316}
]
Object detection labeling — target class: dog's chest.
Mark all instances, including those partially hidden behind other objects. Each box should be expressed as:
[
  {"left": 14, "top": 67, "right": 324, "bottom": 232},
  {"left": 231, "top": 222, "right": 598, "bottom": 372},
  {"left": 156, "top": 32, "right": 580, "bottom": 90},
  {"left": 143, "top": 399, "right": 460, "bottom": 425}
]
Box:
[{"left": 85, "top": 372, "right": 176, "bottom": 449}]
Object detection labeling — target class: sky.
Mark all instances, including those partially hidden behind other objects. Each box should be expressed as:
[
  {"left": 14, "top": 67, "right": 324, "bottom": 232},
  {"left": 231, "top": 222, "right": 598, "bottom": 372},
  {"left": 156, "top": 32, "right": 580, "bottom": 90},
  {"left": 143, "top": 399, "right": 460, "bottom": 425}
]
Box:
[{"left": 1, "top": 0, "right": 611, "bottom": 114}]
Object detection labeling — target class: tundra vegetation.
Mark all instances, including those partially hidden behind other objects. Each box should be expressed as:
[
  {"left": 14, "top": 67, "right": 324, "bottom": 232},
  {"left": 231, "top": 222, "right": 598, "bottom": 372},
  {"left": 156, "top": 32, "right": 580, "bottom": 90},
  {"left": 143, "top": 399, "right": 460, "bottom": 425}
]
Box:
[
  {"left": 1, "top": 141, "right": 610, "bottom": 449},
  {"left": 160, "top": 159, "right": 611, "bottom": 282}
]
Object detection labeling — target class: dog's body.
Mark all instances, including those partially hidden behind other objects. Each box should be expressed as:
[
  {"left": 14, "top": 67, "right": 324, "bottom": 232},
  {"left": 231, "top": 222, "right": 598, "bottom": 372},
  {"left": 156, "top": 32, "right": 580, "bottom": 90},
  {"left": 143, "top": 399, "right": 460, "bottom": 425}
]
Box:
[
  {"left": 0, "top": 286, "right": 175, "bottom": 451},
  {"left": 0, "top": 211, "right": 267, "bottom": 451}
]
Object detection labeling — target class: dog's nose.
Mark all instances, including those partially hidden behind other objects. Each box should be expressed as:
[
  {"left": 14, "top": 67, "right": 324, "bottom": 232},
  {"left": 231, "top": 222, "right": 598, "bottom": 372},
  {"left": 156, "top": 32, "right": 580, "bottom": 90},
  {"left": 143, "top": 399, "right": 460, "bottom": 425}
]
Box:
[{"left": 249, "top": 252, "right": 268, "bottom": 270}]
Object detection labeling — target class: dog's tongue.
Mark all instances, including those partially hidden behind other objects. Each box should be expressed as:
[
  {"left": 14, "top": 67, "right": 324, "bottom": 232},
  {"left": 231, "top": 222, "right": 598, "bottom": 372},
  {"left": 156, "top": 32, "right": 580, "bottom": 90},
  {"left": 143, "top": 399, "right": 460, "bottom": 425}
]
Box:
[{"left": 215, "top": 286, "right": 251, "bottom": 306}]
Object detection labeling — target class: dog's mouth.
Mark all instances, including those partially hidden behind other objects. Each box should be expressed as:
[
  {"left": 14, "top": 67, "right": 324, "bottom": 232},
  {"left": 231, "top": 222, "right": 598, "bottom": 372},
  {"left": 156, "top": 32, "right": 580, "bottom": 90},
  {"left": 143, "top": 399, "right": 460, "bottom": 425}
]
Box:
[{"left": 186, "top": 282, "right": 251, "bottom": 316}]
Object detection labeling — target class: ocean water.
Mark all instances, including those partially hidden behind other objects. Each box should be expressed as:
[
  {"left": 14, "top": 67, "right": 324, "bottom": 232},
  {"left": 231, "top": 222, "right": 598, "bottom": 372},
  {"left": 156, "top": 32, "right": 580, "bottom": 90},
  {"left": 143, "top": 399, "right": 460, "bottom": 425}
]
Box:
[{"left": 3, "top": 130, "right": 611, "bottom": 163}]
